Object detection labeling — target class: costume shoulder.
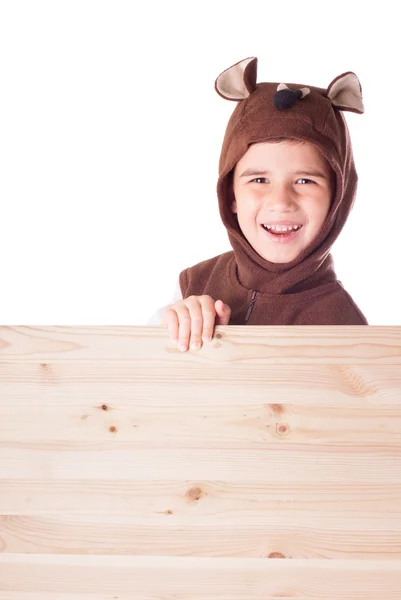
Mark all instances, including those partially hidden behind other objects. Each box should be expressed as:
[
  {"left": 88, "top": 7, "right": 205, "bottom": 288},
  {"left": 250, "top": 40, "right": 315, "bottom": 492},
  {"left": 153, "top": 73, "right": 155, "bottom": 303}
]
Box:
[
  {"left": 179, "top": 251, "right": 234, "bottom": 297},
  {"left": 303, "top": 282, "right": 368, "bottom": 325},
  {"left": 335, "top": 282, "right": 368, "bottom": 324}
]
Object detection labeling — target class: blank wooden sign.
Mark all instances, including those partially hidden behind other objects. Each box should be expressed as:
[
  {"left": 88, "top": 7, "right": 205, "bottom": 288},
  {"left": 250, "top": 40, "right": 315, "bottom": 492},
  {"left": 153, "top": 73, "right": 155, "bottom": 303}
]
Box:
[{"left": 0, "top": 325, "right": 400, "bottom": 599}]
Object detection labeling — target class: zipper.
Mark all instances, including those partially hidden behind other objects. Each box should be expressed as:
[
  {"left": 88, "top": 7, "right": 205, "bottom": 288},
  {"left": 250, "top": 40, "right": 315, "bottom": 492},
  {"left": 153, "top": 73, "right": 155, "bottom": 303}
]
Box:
[{"left": 244, "top": 290, "right": 258, "bottom": 324}]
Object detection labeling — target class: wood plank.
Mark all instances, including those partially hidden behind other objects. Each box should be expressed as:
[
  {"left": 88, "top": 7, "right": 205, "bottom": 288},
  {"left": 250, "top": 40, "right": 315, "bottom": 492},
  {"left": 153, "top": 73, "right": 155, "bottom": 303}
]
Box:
[
  {"left": 0, "top": 447, "right": 400, "bottom": 482},
  {"left": 0, "top": 325, "right": 401, "bottom": 364},
  {"left": 0, "top": 403, "right": 400, "bottom": 447},
  {"left": 2, "top": 480, "right": 401, "bottom": 516},
  {"left": 0, "top": 555, "right": 401, "bottom": 598},
  {"left": 0, "top": 512, "right": 400, "bottom": 558}
]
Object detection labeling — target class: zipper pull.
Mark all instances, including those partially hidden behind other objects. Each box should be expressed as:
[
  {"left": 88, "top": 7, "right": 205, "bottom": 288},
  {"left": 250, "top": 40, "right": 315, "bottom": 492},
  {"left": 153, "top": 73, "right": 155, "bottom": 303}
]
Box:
[{"left": 245, "top": 290, "right": 258, "bottom": 323}]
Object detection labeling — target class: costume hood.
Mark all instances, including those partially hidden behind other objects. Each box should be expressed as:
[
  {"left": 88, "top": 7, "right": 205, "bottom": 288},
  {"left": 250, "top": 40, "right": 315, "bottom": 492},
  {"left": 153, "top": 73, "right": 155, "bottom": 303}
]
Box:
[{"left": 215, "top": 57, "right": 364, "bottom": 294}]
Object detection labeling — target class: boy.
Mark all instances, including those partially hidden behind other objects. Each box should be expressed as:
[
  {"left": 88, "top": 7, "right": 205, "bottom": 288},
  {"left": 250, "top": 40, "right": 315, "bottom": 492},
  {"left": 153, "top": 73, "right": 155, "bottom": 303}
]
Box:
[{"left": 148, "top": 57, "right": 368, "bottom": 350}]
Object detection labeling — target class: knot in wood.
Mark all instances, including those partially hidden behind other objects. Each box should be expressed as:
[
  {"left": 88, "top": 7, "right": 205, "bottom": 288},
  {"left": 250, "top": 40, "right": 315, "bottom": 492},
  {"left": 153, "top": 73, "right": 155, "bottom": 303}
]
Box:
[
  {"left": 269, "top": 403, "right": 285, "bottom": 415},
  {"left": 186, "top": 486, "right": 203, "bottom": 502},
  {"left": 276, "top": 422, "right": 290, "bottom": 435}
]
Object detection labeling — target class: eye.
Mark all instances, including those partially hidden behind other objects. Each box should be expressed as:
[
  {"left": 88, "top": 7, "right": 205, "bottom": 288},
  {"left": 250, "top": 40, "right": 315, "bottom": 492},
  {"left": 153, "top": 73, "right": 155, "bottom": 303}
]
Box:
[
  {"left": 297, "top": 178, "right": 315, "bottom": 184},
  {"left": 250, "top": 177, "right": 269, "bottom": 184}
]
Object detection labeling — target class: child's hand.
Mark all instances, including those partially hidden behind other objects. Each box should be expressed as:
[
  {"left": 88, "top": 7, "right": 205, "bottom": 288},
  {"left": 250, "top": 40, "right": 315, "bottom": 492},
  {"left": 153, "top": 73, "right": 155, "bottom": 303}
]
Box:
[{"left": 161, "top": 295, "right": 231, "bottom": 352}]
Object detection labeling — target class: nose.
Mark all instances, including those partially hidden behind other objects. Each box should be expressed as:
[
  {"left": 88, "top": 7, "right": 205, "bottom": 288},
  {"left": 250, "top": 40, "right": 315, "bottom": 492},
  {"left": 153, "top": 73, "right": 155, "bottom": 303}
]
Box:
[{"left": 264, "top": 183, "right": 296, "bottom": 211}]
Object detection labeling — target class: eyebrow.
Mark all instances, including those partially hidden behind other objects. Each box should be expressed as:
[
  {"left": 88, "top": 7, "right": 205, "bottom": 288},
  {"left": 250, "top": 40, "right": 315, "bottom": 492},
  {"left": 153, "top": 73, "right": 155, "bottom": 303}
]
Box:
[{"left": 239, "top": 168, "right": 328, "bottom": 179}]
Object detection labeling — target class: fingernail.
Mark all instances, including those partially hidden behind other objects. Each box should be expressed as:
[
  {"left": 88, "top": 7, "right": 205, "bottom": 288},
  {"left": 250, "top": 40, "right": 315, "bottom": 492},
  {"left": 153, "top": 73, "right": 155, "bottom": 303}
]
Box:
[
  {"left": 202, "top": 336, "right": 211, "bottom": 343},
  {"left": 179, "top": 345, "right": 187, "bottom": 352},
  {"left": 191, "top": 342, "right": 200, "bottom": 350}
]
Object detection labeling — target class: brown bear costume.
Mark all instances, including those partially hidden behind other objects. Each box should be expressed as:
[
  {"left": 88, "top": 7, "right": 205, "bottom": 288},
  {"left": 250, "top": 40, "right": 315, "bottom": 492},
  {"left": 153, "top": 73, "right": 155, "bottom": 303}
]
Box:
[{"left": 154, "top": 57, "right": 368, "bottom": 326}]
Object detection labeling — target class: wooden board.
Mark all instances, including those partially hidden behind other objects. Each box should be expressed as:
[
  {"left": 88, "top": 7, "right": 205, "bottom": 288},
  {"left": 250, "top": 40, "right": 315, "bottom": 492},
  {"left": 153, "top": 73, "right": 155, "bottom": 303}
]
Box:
[{"left": 0, "top": 325, "right": 400, "bottom": 599}]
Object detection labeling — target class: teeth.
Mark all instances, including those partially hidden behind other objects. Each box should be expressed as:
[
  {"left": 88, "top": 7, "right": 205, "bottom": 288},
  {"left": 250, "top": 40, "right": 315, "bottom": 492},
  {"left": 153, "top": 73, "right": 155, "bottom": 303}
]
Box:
[{"left": 262, "top": 224, "right": 302, "bottom": 231}]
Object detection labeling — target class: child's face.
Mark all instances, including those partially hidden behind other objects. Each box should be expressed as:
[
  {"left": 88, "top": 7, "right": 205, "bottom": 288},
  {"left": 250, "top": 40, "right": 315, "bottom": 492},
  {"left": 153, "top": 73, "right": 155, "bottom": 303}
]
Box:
[{"left": 232, "top": 140, "right": 333, "bottom": 264}]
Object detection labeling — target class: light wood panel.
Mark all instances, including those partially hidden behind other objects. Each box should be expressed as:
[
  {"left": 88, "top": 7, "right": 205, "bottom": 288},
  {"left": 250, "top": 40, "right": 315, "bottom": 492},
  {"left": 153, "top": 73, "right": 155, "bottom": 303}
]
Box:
[{"left": 0, "top": 325, "right": 400, "bottom": 598}]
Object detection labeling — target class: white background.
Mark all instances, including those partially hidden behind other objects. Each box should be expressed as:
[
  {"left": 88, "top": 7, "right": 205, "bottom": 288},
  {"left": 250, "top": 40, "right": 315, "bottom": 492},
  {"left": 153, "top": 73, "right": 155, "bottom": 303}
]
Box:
[{"left": 0, "top": 1, "right": 398, "bottom": 325}]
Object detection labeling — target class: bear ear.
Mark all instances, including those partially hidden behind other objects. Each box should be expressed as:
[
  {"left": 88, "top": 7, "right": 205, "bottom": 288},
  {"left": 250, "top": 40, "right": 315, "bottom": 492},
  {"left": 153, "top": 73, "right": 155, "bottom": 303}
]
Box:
[
  {"left": 215, "top": 57, "right": 258, "bottom": 101},
  {"left": 326, "top": 72, "right": 364, "bottom": 114}
]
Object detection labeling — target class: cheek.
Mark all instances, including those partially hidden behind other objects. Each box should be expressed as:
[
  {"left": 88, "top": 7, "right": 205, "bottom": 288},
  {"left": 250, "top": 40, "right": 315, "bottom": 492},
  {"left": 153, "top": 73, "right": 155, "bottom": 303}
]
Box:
[
  {"left": 308, "top": 187, "right": 331, "bottom": 212},
  {"left": 321, "top": 192, "right": 332, "bottom": 217},
  {"left": 235, "top": 187, "right": 261, "bottom": 207},
  {"left": 312, "top": 199, "right": 331, "bottom": 228}
]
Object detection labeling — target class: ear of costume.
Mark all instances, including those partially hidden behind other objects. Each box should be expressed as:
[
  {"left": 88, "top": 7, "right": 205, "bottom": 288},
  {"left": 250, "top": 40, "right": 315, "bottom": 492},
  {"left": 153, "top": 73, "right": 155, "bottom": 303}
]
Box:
[
  {"left": 326, "top": 72, "right": 364, "bottom": 114},
  {"left": 215, "top": 57, "right": 258, "bottom": 101}
]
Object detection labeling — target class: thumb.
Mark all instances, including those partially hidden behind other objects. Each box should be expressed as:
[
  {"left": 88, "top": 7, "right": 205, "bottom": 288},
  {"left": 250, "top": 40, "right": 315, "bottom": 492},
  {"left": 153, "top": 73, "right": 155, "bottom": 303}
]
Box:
[{"left": 215, "top": 299, "right": 231, "bottom": 325}]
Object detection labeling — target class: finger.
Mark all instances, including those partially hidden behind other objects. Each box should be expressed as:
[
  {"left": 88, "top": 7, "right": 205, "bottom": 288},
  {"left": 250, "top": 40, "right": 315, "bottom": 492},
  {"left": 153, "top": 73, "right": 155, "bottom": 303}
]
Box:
[
  {"left": 199, "top": 296, "right": 217, "bottom": 343},
  {"left": 162, "top": 307, "right": 179, "bottom": 344},
  {"left": 186, "top": 298, "right": 206, "bottom": 350},
  {"left": 215, "top": 300, "right": 231, "bottom": 325},
  {"left": 176, "top": 299, "right": 201, "bottom": 352}
]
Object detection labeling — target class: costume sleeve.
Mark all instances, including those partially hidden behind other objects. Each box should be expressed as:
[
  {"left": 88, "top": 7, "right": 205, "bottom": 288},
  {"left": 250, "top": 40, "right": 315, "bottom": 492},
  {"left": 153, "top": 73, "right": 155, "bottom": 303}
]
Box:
[{"left": 146, "top": 280, "right": 183, "bottom": 325}]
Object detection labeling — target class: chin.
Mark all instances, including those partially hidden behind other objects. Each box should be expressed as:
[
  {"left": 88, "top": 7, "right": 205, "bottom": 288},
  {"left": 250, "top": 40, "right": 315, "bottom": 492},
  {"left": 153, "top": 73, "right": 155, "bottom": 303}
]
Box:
[
  {"left": 260, "top": 249, "right": 299, "bottom": 264},
  {"left": 266, "top": 256, "right": 295, "bottom": 264}
]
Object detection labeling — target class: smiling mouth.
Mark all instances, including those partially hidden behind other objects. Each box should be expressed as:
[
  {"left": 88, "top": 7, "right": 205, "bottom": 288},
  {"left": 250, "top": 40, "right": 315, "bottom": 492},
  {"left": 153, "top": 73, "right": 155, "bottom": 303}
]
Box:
[{"left": 261, "top": 224, "right": 304, "bottom": 237}]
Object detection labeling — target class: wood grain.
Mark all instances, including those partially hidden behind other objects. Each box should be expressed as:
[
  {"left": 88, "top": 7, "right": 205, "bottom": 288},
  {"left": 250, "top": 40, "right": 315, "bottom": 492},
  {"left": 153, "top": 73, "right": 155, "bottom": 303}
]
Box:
[{"left": 0, "top": 325, "right": 400, "bottom": 598}]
